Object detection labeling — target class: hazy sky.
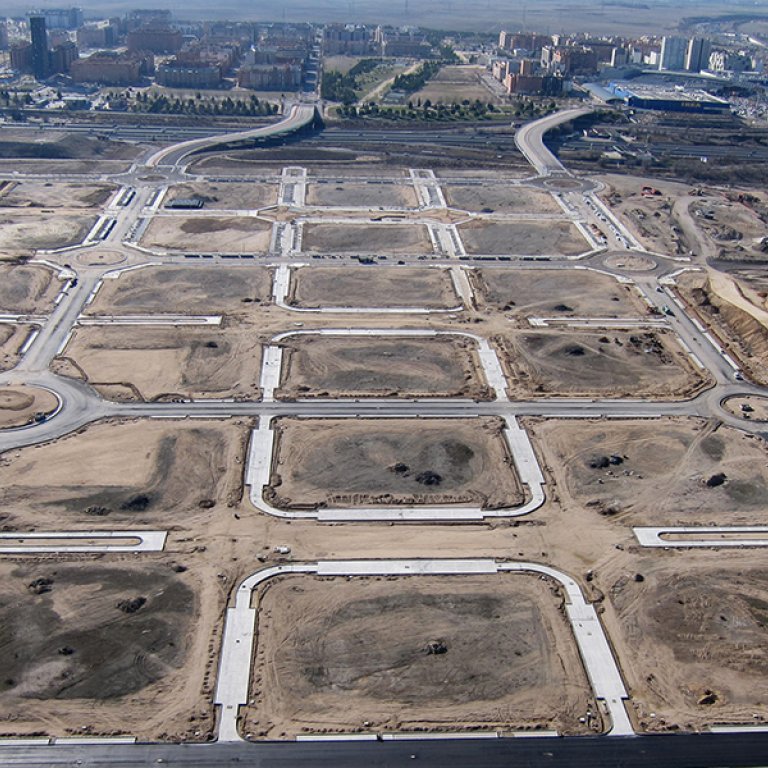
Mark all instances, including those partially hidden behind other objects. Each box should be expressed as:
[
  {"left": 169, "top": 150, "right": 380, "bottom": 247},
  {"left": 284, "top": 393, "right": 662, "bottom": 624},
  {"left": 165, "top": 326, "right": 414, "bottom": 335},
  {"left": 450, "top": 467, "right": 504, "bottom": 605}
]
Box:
[{"left": 6, "top": 0, "right": 756, "bottom": 34}]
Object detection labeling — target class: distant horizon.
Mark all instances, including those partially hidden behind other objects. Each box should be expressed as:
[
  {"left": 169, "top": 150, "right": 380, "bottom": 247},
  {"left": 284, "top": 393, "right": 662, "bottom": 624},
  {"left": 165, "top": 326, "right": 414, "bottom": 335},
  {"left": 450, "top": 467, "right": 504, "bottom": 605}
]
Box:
[{"left": 5, "top": 0, "right": 767, "bottom": 36}]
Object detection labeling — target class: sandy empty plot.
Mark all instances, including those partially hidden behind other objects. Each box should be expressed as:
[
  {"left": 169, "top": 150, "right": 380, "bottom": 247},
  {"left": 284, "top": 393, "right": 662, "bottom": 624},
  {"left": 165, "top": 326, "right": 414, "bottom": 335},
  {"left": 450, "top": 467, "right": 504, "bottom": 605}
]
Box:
[
  {"left": 0, "top": 386, "right": 58, "bottom": 429},
  {"left": 498, "top": 330, "right": 704, "bottom": 398},
  {"left": 88, "top": 266, "right": 271, "bottom": 314},
  {"left": 459, "top": 220, "right": 588, "bottom": 256},
  {"left": 61, "top": 325, "right": 263, "bottom": 401},
  {"left": 0, "top": 181, "right": 114, "bottom": 208},
  {"left": 0, "top": 213, "right": 95, "bottom": 252},
  {"left": 0, "top": 419, "right": 243, "bottom": 528},
  {"left": 244, "top": 573, "right": 596, "bottom": 738},
  {"left": 444, "top": 185, "right": 560, "bottom": 214},
  {"left": 165, "top": 182, "right": 278, "bottom": 210},
  {"left": 411, "top": 65, "right": 501, "bottom": 105},
  {"left": 305, "top": 182, "right": 417, "bottom": 208},
  {"left": 267, "top": 417, "right": 521, "bottom": 510},
  {"left": 279, "top": 335, "right": 487, "bottom": 399},
  {"left": 0, "top": 324, "right": 33, "bottom": 372},
  {"left": 290, "top": 266, "right": 457, "bottom": 308},
  {"left": 141, "top": 216, "right": 271, "bottom": 253},
  {"left": 534, "top": 417, "right": 768, "bottom": 526},
  {"left": 606, "top": 559, "right": 768, "bottom": 730},
  {"left": 475, "top": 268, "right": 645, "bottom": 317},
  {"left": 302, "top": 223, "right": 430, "bottom": 254},
  {"left": 0, "top": 264, "right": 60, "bottom": 313},
  {"left": 0, "top": 561, "right": 199, "bottom": 739}
]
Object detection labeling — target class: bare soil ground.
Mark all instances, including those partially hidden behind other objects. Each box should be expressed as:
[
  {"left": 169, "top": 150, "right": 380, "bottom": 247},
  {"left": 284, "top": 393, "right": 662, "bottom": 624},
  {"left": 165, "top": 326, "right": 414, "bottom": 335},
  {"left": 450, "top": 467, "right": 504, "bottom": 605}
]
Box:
[
  {"left": 410, "top": 66, "right": 502, "bottom": 106},
  {"left": 677, "top": 271, "right": 768, "bottom": 385},
  {"left": 0, "top": 419, "right": 244, "bottom": 528},
  {"left": 58, "top": 325, "right": 263, "bottom": 402},
  {"left": 0, "top": 264, "right": 60, "bottom": 313},
  {"left": 473, "top": 268, "right": 646, "bottom": 319},
  {"left": 0, "top": 561, "right": 202, "bottom": 740},
  {"left": 278, "top": 335, "right": 488, "bottom": 399},
  {"left": 497, "top": 330, "right": 704, "bottom": 398},
  {"left": 243, "top": 573, "right": 596, "bottom": 738},
  {"left": 141, "top": 216, "right": 271, "bottom": 253},
  {"left": 0, "top": 324, "right": 34, "bottom": 372},
  {"left": 0, "top": 181, "right": 115, "bottom": 209},
  {"left": 534, "top": 417, "right": 768, "bottom": 525},
  {"left": 290, "top": 266, "right": 457, "bottom": 308},
  {"left": 165, "top": 182, "right": 278, "bottom": 210},
  {"left": 597, "top": 174, "right": 689, "bottom": 255},
  {"left": 458, "top": 220, "right": 587, "bottom": 256},
  {"left": 689, "top": 193, "right": 768, "bottom": 261},
  {"left": 723, "top": 395, "right": 768, "bottom": 422},
  {"left": 604, "top": 556, "right": 768, "bottom": 731},
  {"left": 0, "top": 213, "right": 95, "bottom": 253},
  {"left": 0, "top": 386, "right": 58, "bottom": 429},
  {"left": 267, "top": 417, "right": 522, "bottom": 510},
  {"left": 305, "top": 182, "right": 417, "bottom": 208},
  {"left": 302, "top": 223, "right": 430, "bottom": 254},
  {"left": 88, "top": 266, "right": 271, "bottom": 315},
  {"left": 444, "top": 186, "right": 560, "bottom": 214}
]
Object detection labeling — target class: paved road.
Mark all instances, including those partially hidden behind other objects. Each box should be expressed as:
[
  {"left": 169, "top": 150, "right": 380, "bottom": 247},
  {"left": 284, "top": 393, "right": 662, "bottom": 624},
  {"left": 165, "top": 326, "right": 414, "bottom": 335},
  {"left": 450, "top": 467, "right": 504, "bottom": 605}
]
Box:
[
  {"left": 145, "top": 103, "right": 317, "bottom": 168},
  {"left": 514, "top": 107, "right": 592, "bottom": 175},
  {"left": 3, "top": 732, "right": 768, "bottom": 767}
]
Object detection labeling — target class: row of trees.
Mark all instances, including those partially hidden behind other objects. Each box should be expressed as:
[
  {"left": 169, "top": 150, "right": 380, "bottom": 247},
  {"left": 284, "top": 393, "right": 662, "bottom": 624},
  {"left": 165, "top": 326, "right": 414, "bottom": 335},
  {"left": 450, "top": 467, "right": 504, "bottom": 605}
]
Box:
[
  {"left": 321, "top": 59, "right": 381, "bottom": 104},
  {"left": 111, "top": 92, "right": 277, "bottom": 116},
  {"left": 391, "top": 61, "right": 441, "bottom": 93}
]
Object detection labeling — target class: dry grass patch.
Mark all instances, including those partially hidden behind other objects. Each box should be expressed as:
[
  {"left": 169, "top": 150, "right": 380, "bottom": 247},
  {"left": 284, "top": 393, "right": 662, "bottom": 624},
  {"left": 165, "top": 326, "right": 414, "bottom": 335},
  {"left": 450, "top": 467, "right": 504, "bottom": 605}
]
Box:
[
  {"left": 302, "top": 223, "right": 430, "bottom": 254},
  {"left": 459, "top": 220, "right": 587, "bottom": 256},
  {"left": 141, "top": 216, "right": 271, "bottom": 253}
]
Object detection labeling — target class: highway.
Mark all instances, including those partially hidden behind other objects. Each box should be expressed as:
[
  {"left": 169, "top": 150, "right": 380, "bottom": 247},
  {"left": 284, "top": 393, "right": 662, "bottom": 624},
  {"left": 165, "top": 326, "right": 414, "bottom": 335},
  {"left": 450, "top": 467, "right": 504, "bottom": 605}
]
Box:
[
  {"left": 514, "top": 106, "right": 593, "bottom": 175},
  {"left": 145, "top": 102, "right": 317, "bottom": 168}
]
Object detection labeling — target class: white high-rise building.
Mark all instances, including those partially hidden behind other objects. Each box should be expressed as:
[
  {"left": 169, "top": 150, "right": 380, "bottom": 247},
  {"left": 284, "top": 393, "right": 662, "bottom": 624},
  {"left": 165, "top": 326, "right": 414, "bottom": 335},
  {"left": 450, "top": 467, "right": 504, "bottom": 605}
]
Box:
[{"left": 659, "top": 36, "right": 687, "bottom": 71}]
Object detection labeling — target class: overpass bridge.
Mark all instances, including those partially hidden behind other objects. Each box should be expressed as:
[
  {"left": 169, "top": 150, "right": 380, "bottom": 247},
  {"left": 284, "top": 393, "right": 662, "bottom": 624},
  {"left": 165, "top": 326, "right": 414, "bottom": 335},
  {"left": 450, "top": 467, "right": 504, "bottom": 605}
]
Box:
[{"left": 145, "top": 102, "right": 320, "bottom": 168}]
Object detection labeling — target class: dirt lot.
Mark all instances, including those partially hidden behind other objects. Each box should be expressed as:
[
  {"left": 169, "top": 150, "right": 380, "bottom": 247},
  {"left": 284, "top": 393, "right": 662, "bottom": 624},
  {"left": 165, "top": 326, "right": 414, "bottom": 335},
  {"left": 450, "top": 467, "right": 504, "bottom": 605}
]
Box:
[
  {"left": 0, "top": 213, "right": 95, "bottom": 253},
  {"left": 88, "top": 266, "right": 271, "bottom": 315},
  {"left": 444, "top": 185, "right": 560, "bottom": 214},
  {"left": 58, "top": 325, "right": 263, "bottom": 401},
  {"left": 278, "top": 335, "right": 488, "bottom": 399},
  {"left": 534, "top": 417, "right": 768, "bottom": 525},
  {"left": 0, "top": 561, "right": 209, "bottom": 740},
  {"left": 243, "top": 573, "right": 596, "bottom": 738},
  {"left": 165, "top": 182, "right": 278, "bottom": 210},
  {"left": 458, "top": 220, "right": 588, "bottom": 256},
  {"left": 688, "top": 192, "right": 768, "bottom": 262},
  {"left": 289, "top": 266, "right": 457, "bottom": 308},
  {"left": 498, "top": 330, "right": 705, "bottom": 398},
  {"left": 598, "top": 175, "right": 688, "bottom": 255},
  {"left": 302, "top": 223, "right": 431, "bottom": 254},
  {"left": 0, "top": 264, "right": 60, "bottom": 313},
  {"left": 677, "top": 271, "right": 768, "bottom": 385},
  {"left": 141, "top": 216, "right": 271, "bottom": 253},
  {"left": 604, "top": 556, "right": 768, "bottom": 730},
  {"left": 0, "top": 386, "right": 58, "bottom": 429},
  {"left": 0, "top": 324, "right": 34, "bottom": 372},
  {"left": 410, "top": 66, "right": 502, "bottom": 106},
  {"left": 267, "top": 417, "right": 522, "bottom": 510},
  {"left": 305, "top": 182, "right": 417, "bottom": 208},
  {"left": 473, "top": 268, "right": 646, "bottom": 319},
  {"left": 0, "top": 181, "right": 114, "bottom": 209},
  {"left": 0, "top": 419, "right": 244, "bottom": 528}
]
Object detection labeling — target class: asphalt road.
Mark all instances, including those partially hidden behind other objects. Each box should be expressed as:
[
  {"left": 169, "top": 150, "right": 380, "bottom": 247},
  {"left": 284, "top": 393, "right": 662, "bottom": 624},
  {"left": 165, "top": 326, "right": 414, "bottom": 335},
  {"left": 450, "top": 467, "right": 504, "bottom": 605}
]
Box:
[{"left": 4, "top": 732, "right": 768, "bottom": 768}]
